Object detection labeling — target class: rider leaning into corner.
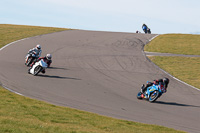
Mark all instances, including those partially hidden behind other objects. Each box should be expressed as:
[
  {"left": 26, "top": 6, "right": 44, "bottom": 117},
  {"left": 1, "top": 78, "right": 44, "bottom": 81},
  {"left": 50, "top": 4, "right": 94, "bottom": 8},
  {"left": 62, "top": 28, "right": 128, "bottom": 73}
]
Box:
[
  {"left": 28, "top": 54, "right": 52, "bottom": 74},
  {"left": 142, "top": 24, "right": 148, "bottom": 33},
  {"left": 28, "top": 44, "right": 42, "bottom": 58},
  {"left": 141, "top": 78, "right": 170, "bottom": 93},
  {"left": 142, "top": 23, "right": 151, "bottom": 34}
]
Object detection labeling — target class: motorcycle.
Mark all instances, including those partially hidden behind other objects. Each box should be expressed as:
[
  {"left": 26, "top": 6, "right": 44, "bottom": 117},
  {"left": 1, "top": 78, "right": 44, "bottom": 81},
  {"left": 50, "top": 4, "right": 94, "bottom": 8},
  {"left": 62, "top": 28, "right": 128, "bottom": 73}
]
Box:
[
  {"left": 29, "top": 59, "right": 48, "bottom": 76},
  {"left": 142, "top": 26, "right": 151, "bottom": 34},
  {"left": 137, "top": 82, "right": 164, "bottom": 102},
  {"left": 25, "top": 52, "right": 38, "bottom": 66}
]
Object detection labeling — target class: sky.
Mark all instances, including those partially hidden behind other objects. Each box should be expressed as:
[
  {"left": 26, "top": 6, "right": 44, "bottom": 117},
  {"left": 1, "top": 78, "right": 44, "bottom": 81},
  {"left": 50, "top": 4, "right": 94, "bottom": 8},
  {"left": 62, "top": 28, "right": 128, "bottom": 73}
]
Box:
[{"left": 1, "top": 0, "right": 200, "bottom": 34}]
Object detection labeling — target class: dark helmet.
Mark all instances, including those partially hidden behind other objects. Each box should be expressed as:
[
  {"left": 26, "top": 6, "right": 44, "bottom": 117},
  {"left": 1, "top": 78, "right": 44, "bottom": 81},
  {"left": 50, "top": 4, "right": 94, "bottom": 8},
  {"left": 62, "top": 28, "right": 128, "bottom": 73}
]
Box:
[{"left": 163, "top": 77, "right": 169, "bottom": 85}]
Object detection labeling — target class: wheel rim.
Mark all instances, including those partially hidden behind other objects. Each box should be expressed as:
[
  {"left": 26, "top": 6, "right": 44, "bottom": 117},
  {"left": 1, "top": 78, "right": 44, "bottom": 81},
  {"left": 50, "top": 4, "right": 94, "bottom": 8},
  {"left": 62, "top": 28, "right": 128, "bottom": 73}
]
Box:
[
  {"left": 34, "top": 66, "right": 41, "bottom": 75},
  {"left": 149, "top": 91, "right": 158, "bottom": 101}
]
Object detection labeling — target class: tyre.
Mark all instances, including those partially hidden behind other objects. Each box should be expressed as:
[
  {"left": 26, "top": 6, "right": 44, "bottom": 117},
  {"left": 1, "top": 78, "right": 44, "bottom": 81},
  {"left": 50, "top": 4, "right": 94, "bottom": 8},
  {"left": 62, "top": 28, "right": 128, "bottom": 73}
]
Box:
[
  {"left": 149, "top": 90, "right": 160, "bottom": 102},
  {"left": 34, "top": 66, "right": 42, "bottom": 76},
  {"left": 137, "top": 92, "right": 143, "bottom": 99}
]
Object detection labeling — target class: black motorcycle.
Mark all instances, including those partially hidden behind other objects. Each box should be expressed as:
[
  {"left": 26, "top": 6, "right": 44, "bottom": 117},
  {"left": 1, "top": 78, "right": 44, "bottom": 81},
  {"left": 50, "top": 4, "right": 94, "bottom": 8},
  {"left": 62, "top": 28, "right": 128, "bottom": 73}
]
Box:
[{"left": 25, "top": 52, "right": 38, "bottom": 66}]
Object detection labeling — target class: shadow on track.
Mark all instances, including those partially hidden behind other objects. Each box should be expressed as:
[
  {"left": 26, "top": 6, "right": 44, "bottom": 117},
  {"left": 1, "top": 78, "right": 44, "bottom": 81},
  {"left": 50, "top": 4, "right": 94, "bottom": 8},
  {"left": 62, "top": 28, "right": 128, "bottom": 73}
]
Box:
[
  {"left": 155, "top": 101, "right": 200, "bottom": 108},
  {"left": 38, "top": 74, "right": 81, "bottom": 80},
  {"left": 48, "top": 67, "right": 69, "bottom": 70}
]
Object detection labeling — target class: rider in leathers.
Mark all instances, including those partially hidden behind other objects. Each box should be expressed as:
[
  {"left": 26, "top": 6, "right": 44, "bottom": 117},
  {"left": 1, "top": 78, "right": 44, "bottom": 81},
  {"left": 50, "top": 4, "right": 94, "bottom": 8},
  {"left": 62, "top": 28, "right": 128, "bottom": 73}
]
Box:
[
  {"left": 28, "top": 44, "right": 42, "bottom": 58},
  {"left": 28, "top": 54, "right": 52, "bottom": 74},
  {"left": 142, "top": 24, "right": 148, "bottom": 34},
  {"left": 141, "top": 78, "right": 169, "bottom": 93}
]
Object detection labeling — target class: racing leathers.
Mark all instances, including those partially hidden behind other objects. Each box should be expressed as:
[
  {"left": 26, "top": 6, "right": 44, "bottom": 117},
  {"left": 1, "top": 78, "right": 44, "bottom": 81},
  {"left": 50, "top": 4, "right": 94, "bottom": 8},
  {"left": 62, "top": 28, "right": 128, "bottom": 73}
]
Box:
[
  {"left": 142, "top": 24, "right": 148, "bottom": 34},
  {"left": 28, "top": 47, "right": 42, "bottom": 58},
  {"left": 141, "top": 78, "right": 169, "bottom": 94},
  {"left": 29, "top": 57, "right": 52, "bottom": 74}
]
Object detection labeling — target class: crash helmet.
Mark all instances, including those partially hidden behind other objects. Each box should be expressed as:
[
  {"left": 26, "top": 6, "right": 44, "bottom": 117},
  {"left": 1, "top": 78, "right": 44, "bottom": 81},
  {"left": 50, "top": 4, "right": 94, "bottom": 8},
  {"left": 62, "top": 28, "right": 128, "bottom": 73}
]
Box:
[
  {"left": 46, "top": 54, "right": 52, "bottom": 60},
  {"left": 143, "top": 23, "right": 146, "bottom": 27},
  {"left": 153, "top": 80, "right": 159, "bottom": 85},
  {"left": 36, "top": 44, "right": 41, "bottom": 50},
  {"left": 163, "top": 77, "right": 169, "bottom": 85}
]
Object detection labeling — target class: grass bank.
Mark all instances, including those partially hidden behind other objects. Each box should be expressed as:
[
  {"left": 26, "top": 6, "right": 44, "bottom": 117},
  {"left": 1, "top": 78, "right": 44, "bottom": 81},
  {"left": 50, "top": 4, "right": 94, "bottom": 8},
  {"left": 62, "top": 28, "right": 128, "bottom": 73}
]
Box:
[
  {"left": 145, "top": 34, "right": 200, "bottom": 89},
  {"left": 0, "top": 86, "right": 184, "bottom": 133},
  {"left": 0, "top": 24, "right": 185, "bottom": 132},
  {"left": 148, "top": 56, "right": 200, "bottom": 89},
  {"left": 0, "top": 24, "right": 70, "bottom": 48},
  {"left": 145, "top": 34, "right": 200, "bottom": 55}
]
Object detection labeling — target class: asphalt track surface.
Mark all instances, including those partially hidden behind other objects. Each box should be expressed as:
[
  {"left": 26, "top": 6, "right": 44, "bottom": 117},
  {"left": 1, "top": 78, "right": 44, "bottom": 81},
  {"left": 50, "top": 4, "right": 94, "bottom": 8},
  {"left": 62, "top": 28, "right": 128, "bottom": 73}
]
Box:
[
  {"left": 0, "top": 30, "right": 200, "bottom": 133},
  {"left": 145, "top": 51, "right": 200, "bottom": 57}
]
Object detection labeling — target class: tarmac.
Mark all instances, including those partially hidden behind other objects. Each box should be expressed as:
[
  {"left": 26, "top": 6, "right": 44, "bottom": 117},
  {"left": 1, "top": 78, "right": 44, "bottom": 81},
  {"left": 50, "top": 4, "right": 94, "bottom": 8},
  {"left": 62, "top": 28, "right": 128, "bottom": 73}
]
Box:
[{"left": 0, "top": 30, "right": 200, "bottom": 133}]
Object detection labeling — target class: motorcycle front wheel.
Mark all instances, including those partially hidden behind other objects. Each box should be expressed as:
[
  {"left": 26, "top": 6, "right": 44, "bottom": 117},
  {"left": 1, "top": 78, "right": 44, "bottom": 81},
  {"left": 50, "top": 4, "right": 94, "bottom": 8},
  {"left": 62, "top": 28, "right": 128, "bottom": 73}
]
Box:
[
  {"left": 34, "top": 66, "right": 42, "bottom": 76},
  {"left": 137, "top": 92, "right": 143, "bottom": 99},
  {"left": 149, "top": 90, "right": 160, "bottom": 102}
]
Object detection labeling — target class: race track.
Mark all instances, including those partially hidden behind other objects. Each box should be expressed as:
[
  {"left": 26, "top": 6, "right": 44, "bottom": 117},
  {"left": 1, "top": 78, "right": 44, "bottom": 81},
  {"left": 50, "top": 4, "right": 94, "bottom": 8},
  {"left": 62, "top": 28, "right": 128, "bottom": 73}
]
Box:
[{"left": 0, "top": 30, "right": 200, "bottom": 133}]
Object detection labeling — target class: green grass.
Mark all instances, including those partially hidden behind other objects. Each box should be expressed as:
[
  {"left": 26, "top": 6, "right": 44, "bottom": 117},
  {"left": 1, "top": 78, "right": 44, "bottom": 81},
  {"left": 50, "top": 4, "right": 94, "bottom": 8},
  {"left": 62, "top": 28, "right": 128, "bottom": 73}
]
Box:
[
  {"left": 0, "top": 24, "right": 185, "bottom": 133},
  {"left": 145, "top": 34, "right": 200, "bottom": 89},
  {"left": 0, "top": 86, "right": 184, "bottom": 133},
  {"left": 148, "top": 56, "right": 200, "bottom": 89},
  {"left": 145, "top": 34, "right": 200, "bottom": 55},
  {"left": 0, "top": 24, "right": 70, "bottom": 48}
]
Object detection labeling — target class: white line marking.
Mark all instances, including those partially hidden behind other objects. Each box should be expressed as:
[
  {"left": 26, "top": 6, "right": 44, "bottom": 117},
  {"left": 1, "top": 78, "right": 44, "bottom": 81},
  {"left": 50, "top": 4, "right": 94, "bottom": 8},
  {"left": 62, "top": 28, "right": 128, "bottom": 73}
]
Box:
[
  {"left": 149, "top": 34, "right": 159, "bottom": 42},
  {"left": 0, "top": 38, "right": 30, "bottom": 96},
  {"left": 2, "top": 85, "right": 24, "bottom": 96},
  {"left": 0, "top": 38, "right": 29, "bottom": 51}
]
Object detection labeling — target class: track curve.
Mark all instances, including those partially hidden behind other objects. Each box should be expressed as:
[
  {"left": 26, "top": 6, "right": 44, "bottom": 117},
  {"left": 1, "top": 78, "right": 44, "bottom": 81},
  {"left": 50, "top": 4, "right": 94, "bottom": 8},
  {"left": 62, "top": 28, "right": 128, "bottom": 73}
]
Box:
[{"left": 0, "top": 30, "right": 200, "bottom": 132}]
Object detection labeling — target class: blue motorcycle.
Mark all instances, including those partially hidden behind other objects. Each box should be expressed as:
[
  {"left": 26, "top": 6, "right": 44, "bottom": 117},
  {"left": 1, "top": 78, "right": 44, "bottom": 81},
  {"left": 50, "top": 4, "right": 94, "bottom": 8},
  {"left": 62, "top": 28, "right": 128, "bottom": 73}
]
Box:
[{"left": 137, "top": 82, "right": 164, "bottom": 102}]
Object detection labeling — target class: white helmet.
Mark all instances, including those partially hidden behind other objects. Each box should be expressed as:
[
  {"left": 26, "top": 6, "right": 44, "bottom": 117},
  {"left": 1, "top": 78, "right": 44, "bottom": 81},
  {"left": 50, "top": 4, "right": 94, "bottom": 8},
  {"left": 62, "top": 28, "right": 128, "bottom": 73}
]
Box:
[
  {"left": 46, "top": 54, "right": 52, "bottom": 60},
  {"left": 36, "top": 44, "right": 41, "bottom": 50}
]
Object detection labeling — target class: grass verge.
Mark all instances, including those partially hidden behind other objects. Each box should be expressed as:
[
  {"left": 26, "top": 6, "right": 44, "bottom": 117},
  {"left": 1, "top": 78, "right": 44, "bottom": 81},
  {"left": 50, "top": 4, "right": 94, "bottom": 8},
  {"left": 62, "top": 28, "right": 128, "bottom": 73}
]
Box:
[
  {"left": 0, "top": 24, "right": 185, "bottom": 132},
  {"left": 145, "top": 34, "right": 200, "bottom": 89},
  {"left": 145, "top": 34, "right": 200, "bottom": 55},
  {"left": 0, "top": 24, "right": 70, "bottom": 48},
  {"left": 148, "top": 56, "right": 200, "bottom": 89},
  {"left": 0, "top": 86, "right": 184, "bottom": 133}
]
